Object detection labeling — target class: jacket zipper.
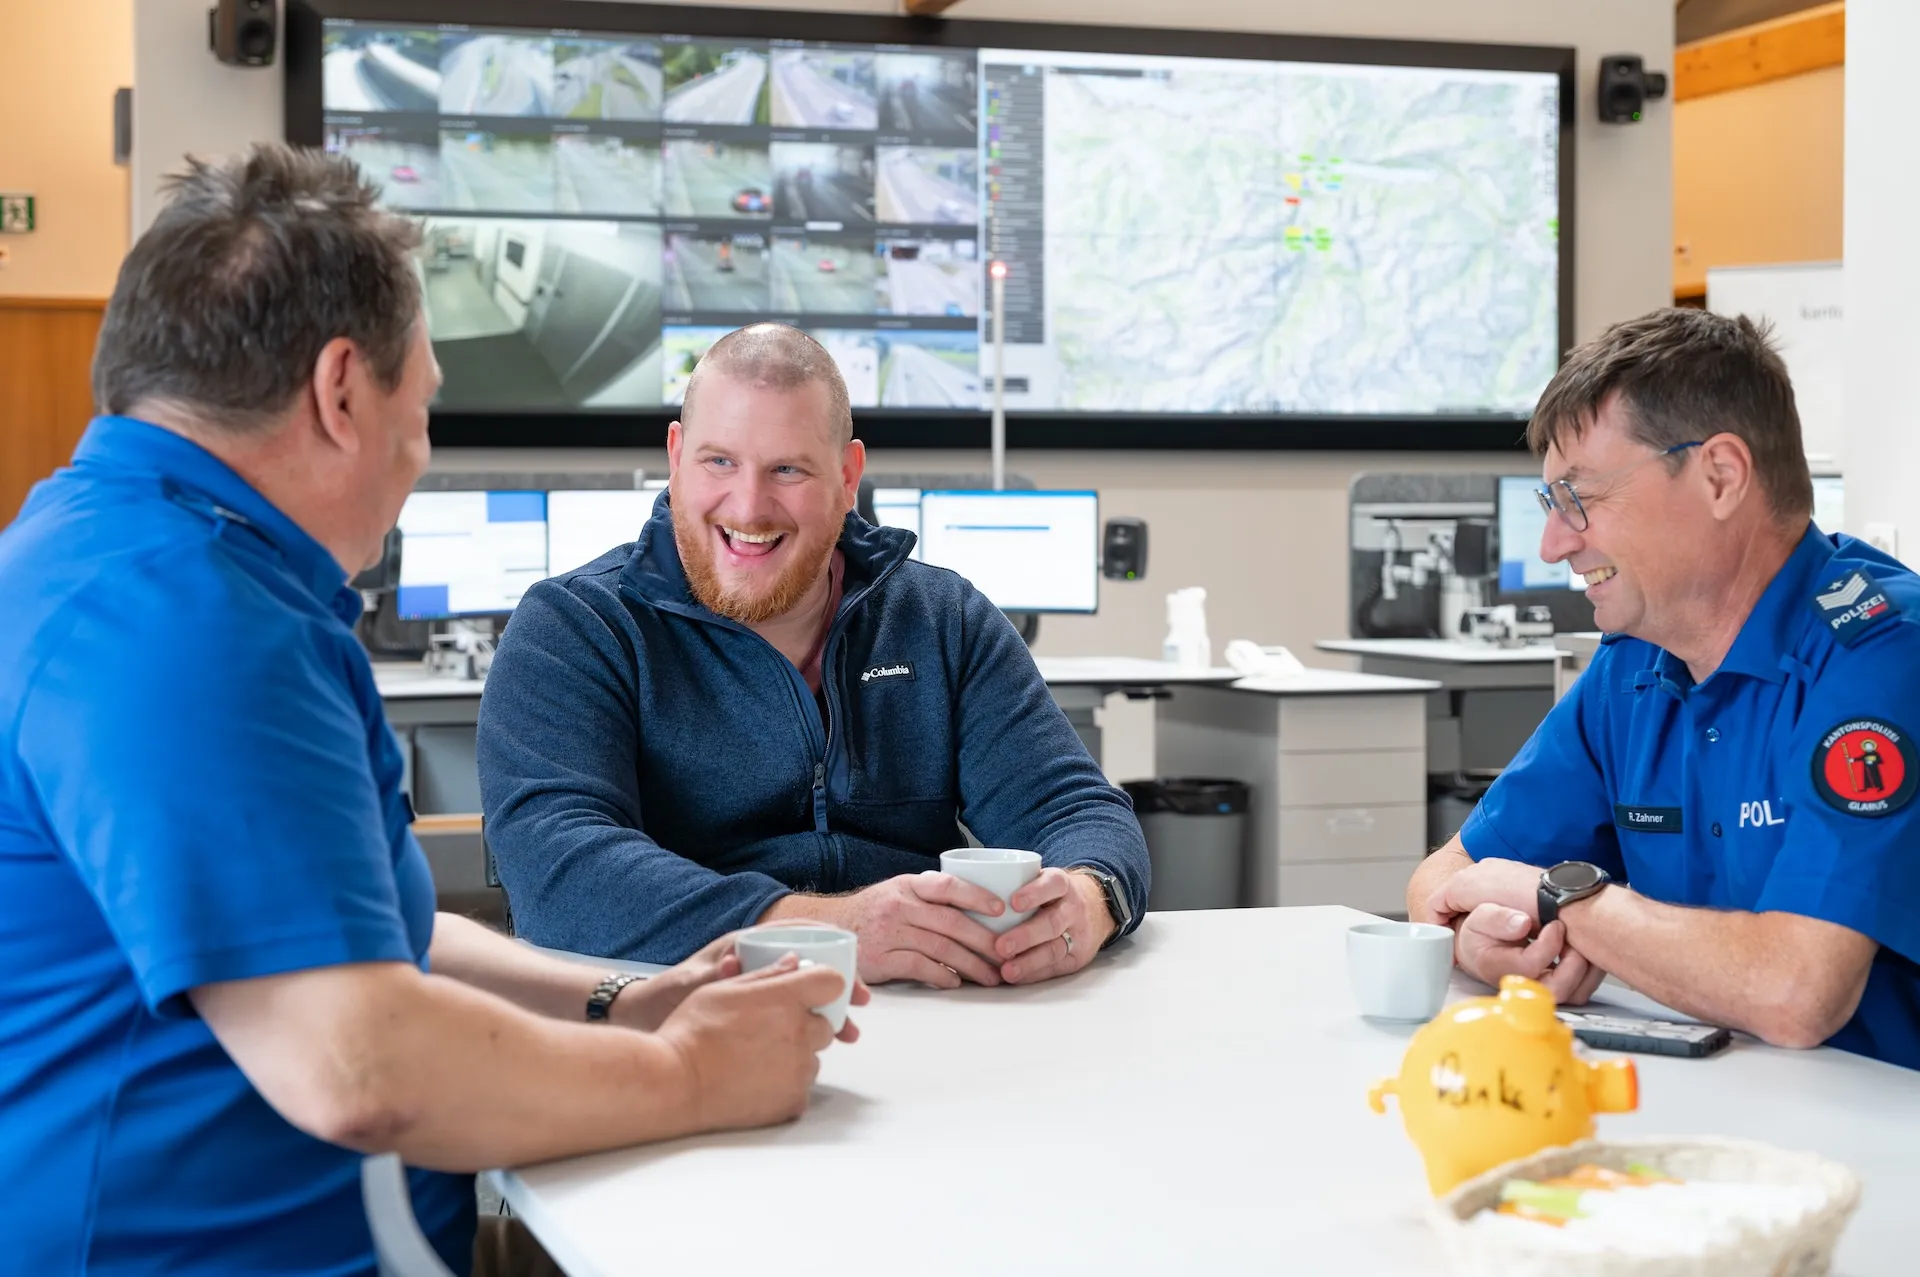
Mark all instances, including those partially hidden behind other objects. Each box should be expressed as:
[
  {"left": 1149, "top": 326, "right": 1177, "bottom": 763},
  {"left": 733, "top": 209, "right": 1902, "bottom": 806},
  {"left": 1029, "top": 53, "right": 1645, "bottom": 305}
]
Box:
[{"left": 624, "top": 550, "right": 911, "bottom": 846}]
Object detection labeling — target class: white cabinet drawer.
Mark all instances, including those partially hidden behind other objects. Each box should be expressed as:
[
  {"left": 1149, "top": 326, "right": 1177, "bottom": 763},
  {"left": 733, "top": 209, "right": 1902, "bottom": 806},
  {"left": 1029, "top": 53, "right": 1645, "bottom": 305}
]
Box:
[
  {"left": 1277, "top": 803, "right": 1426, "bottom": 864},
  {"left": 1277, "top": 749, "right": 1424, "bottom": 807},
  {"left": 1277, "top": 858, "right": 1425, "bottom": 915},
  {"left": 1278, "top": 694, "right": 1426, "bottom": 754}
]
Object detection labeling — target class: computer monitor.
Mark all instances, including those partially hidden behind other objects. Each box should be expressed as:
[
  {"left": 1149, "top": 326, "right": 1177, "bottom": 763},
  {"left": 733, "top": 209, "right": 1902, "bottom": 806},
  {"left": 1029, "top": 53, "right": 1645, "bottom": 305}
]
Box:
[
  {"left": 546, "top": 489, "right": 656, "bottom": 578},
  {"left": 871, "top": 487, "right": 924, "bottom": 560},
  {"left": 1495, "top": 475, "right": 1578, "bottom": 592},
  {"left": 1812, "top": 474, "right": 1844, "bottom": 534},
  {"left": 917, "top": 490, "right": 1100, "bottom": 613},
  {"left": 395, "top": 490, "right": 549, "bottom": 620}
]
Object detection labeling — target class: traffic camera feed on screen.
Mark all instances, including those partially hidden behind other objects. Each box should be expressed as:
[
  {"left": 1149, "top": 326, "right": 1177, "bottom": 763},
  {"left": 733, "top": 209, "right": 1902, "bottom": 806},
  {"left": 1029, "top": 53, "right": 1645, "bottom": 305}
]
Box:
[{"left": 321, "top": 20, "right": 1562, "bottom": 420}]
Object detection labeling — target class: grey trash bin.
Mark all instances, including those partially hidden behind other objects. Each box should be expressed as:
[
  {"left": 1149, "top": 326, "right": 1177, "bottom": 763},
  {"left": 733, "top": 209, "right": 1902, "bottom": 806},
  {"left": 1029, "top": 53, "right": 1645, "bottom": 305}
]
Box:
[{"left": 1123, "top": 778, "right": 1250, "bottom": 912}]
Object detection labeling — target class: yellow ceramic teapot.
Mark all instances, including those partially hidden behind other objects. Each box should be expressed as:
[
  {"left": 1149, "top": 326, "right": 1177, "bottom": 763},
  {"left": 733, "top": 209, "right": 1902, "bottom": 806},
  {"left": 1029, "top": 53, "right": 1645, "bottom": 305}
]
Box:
[{"left": 1368, "top": 974, "right": 1639, "bottom": 1195}]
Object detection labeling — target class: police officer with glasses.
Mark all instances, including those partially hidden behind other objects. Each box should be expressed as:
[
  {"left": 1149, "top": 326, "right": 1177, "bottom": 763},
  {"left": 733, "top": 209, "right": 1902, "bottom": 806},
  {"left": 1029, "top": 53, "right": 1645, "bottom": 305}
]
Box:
[{"left": 1409, "top": 308, "right": 1920, "bottom": 1070}]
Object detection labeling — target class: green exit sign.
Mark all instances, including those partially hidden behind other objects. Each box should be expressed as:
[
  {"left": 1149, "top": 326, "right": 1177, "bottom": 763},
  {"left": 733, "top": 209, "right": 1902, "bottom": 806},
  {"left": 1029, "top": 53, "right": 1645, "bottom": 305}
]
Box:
[{"left": 1, "top": 194, "right": 35, "bottom": 234}]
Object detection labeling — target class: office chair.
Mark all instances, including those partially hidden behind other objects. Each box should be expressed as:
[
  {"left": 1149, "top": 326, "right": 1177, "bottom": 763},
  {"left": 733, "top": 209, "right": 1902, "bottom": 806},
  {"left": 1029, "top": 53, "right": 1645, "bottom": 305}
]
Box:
[{"left": 361, "top": 1153, "right": 456, "bottom": 1277}]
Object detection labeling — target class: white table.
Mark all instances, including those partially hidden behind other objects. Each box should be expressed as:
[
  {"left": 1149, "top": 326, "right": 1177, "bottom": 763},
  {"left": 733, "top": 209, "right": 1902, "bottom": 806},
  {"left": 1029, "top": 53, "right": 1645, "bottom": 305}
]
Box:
[{"left": 491, "top": 908, "right": 1920, "bottom": 1276}]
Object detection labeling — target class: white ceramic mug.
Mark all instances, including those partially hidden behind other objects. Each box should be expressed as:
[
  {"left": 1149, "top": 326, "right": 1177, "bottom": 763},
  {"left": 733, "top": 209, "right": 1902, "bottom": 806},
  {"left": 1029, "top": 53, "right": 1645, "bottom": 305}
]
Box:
[
  {"left": 734, "top": 923, "right": 858, "bottom": 1033},
  {"left": 939, "top": 847, "right": 1042, "bottom": 934},
  {"left": 1346, "top": 921, "right": 1455, "bottom": 1022}
]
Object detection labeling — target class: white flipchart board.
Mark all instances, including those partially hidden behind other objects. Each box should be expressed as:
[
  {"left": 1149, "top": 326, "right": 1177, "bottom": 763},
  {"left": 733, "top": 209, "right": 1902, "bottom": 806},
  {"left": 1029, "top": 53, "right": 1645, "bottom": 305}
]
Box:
[{"left": 1706, "top": 261, "right": 1843, "bottom": 472}]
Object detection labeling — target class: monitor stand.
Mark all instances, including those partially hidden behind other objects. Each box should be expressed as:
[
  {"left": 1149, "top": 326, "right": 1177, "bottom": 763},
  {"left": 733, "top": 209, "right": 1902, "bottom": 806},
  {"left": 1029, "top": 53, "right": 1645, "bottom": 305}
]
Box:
[{"left": 1010, "top": 612, "right": 1040, "bottom": 648}]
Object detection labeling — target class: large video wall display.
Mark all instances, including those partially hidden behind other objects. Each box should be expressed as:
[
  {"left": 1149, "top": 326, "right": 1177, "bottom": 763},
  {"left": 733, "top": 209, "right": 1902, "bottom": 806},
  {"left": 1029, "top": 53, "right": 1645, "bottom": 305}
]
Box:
[{"left": 301, "top": 6, "right": 1572, "bottom": 442}]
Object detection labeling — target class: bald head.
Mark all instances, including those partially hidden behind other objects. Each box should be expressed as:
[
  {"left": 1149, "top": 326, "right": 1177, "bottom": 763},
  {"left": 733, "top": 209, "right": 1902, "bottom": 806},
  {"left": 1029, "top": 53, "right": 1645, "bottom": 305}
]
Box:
[{"left": 683, "top": 323, "right": 853, "bottom": 445}]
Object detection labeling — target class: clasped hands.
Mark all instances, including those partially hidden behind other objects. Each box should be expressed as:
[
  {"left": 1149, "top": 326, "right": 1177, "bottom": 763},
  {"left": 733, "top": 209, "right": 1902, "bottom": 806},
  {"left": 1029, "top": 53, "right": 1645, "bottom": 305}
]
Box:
[
  {"left": 1419, "top": 857, "right": 1607, "bottom": 1005},
  {"left": 828, "top": 867, "right": 1114, "bottom": 989}
]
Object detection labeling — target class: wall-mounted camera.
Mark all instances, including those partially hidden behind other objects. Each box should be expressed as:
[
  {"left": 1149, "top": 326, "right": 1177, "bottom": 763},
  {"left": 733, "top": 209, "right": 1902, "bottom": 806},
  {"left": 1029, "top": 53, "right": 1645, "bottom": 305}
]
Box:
[{"left": 1598, "top": 54, "right": 1667, "bottom": 124}]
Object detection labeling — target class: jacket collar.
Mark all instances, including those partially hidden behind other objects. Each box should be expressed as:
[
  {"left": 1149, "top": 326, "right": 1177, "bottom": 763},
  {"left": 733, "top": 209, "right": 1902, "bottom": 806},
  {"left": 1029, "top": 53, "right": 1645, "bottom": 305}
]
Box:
[
  {"left": 621, "top": 489, "right": 916, "bottom": 623},
  {"left": 73, "top": 415, "right": 354, "bottom": 615}
]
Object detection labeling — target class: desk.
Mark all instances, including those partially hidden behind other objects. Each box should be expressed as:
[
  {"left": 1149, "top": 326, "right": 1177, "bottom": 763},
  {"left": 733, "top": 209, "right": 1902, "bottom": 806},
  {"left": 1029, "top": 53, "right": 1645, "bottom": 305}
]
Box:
[
  {"left": 1155, "top": 674, "right": 1439, "bottom": 912},
  {"left": 1318, "top": 637, "right": 1567, "bottom": 790},
  {"left": 489, "top": 907, "right": 1920, "bottom": 1277}
]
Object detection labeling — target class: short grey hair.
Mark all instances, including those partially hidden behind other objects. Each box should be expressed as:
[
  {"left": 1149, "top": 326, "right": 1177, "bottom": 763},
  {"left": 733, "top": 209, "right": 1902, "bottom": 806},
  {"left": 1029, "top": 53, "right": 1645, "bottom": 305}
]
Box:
[
  {"left": 683, "top": 323, "right": 854, "bottom": 444},
  {"left": 92, "top": 143, "right": 423, "bottom": 432}
]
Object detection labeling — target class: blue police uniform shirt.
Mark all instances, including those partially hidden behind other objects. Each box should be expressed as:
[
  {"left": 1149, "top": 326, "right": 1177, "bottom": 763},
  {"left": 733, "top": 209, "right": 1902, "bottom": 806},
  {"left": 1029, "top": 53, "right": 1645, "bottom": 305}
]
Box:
[
  {"left": 1462, "top": 524, "right": 1920, "bottom": 1071},
  {"left": 0, "top": 418, "right": 475, "bottom": 1274}
]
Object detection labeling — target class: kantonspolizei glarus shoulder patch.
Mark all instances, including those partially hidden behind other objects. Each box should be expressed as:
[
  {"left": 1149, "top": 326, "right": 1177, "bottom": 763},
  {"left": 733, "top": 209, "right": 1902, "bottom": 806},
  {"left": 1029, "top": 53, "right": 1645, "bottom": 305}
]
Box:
[
  {"left": 1812, "top": 718, "right": 1917, "bottom": 816},
  {"left": 1812, "top": 568, "right": 1899, "bottom": 647}
]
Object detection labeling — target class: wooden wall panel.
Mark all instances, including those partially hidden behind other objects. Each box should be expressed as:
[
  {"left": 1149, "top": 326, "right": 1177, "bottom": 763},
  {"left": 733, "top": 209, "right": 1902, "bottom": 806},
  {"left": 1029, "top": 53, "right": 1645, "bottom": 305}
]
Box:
[
  {"left": 0, "top": 298, "right": 104, "bottom": 524},
  {"left": 1675, "top": 2, "right": 1845, "bottom": 101}
]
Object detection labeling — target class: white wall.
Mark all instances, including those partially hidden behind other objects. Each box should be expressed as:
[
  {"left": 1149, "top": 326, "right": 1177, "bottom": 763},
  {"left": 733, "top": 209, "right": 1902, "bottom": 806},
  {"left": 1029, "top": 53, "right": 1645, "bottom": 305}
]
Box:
[
  {"left": 132, "top": 0, "right": 1673, "bottom": 662},
  {"left": 1843, "top": 1, "right": 1918, "bottom": 557}
]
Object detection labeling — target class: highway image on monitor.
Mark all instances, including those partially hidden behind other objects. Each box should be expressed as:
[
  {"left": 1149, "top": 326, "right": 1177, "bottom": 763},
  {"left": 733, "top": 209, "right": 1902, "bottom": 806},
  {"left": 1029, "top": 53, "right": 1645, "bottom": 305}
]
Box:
[
  {"left": 556, "top": 136, "right": 660, "bottom": 215},
  {"left": 772, "top": 144, "right": 874, "bottom": 224},
  {"left": 662, "top": 140, "right": 772, "bottom": 219},
  {"left": 876, "top": 147, "right": 977, "bottom": 225},
  {"left": 665, "top": 232, "right": 769, "bottom": 312},
  {"left": 663, "top": 45, "right": 769, "bottom": 125},
  {"left": 877, "top": 238, "right": 979, "bottom": 316},
  {"left": 770, "top": 49, "right": 877, "bottom": 130},
  {"left": 876, "top": 52, "right": 977, "bottom": 134},
  {"left": 440, "top": 34, "right": 554, "bottom": 116},
  {"left": 806, "top": 329, "right": 881, "bottom": 407},
  {"left": 441, "top": 132, "right": 554, "bottom": 213},
  {"left": 553, "top": 39, "right": 662, "bottom": 119},
  {"left": 327, "top": 127, "right": 440, "bottom": 211},
  {"left": 322, "top": 28, "right": 441, "bottom": 113},
  {"left": 771, "top": 235, "right": 877, "bottom": 313},
  {"left": 663, "top": 326, "right": 733, "bottom": 404},
  {"left": 878, "top": 330, "right": 979, "bottom": 408}
]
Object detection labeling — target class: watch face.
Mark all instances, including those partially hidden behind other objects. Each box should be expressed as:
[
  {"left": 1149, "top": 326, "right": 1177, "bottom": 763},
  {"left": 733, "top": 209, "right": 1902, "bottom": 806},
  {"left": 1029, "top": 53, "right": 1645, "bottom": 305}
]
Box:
[{"left": 1547, "top": 861, "right": 1605, "bottom": 893}]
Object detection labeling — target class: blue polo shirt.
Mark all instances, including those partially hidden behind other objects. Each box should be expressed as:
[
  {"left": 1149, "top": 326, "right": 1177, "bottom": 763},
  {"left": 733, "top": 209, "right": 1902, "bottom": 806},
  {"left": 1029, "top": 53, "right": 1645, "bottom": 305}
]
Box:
[
  {"left": 1463, "top": 524, "right": 1920, "bottom": 1070},
  {"left": 0, "top": 417, "right": 474, "bottom": 1274}
]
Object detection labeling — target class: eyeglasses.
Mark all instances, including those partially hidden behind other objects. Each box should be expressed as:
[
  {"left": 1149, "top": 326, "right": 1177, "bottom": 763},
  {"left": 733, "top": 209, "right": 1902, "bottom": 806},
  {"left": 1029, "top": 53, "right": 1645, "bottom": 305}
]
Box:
[{"left": 1534, "top": 440, "right": 1703, "bottom": 533}]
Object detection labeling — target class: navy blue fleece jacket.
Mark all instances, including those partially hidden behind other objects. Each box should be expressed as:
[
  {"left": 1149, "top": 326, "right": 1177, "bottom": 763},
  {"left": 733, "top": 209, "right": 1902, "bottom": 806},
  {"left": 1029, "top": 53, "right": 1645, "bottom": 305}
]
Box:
[{"left": 476, "top": 493, "right": 1149, "bottom": 962}]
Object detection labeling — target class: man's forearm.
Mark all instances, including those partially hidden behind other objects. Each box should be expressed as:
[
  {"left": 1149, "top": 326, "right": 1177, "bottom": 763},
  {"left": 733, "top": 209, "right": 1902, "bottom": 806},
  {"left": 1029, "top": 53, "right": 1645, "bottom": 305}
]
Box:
[
  {"left": 430, "top": 912, "right": 609, "bottom": 1020},
  {"left": 1560, "top": 887, "right": 1874, "bottom": 1047},
  {"left": 195, "top": 962, "right": 700, "bottom": 1172},
  {"left": 758, "top": 892, "right": 848, "bottom": 926}
]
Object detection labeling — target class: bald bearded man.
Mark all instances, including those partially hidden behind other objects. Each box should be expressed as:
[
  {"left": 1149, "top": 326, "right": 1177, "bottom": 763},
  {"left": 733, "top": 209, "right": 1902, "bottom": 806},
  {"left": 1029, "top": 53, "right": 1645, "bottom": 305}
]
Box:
[{"left": 479, "top": 324, "right": 1149, "bottom": 989}]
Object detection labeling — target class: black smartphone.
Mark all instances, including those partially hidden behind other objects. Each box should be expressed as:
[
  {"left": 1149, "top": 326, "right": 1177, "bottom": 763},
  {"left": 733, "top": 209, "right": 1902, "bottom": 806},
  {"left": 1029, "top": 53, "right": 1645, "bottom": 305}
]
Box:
[{"left": 1556, "top": 1009, "right": 1733, "bottom": 1058}]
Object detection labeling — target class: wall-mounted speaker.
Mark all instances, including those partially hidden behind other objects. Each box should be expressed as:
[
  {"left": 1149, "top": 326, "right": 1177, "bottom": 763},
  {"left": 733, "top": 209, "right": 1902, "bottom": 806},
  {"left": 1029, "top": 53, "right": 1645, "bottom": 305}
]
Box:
[
  {"left": 210, "top": 0, "right": 276, "bottom": 69},
  {"left": 1597, "top": 54, "right": 1666, "bottom": 124},
  {"left": 1102, "top": 517, "right": 1148, "bottom": 581}
]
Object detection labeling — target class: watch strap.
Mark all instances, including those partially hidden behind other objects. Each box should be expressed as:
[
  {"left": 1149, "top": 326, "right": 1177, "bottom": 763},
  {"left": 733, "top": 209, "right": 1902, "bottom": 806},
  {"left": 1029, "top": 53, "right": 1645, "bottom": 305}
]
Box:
[
  {"left": 1073, "top": 866, "right": 1131, "bottom": 946},
  {"left": 585, "top": 972, "right": 646, "bottom": 1022},
  {"left": 1537, "top": 881, "right": 1562, "bottom": 929}
]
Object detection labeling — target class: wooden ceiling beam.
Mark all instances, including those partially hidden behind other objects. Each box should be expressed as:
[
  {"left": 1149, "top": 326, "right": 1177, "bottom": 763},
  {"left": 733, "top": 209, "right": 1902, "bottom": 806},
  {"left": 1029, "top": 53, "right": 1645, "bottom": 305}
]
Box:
[
  {"left": 902, "top": 0, "right": 964, "bottom": 14},
  {"left": 1675, "top": 1, "right": 1845, "bottom": 101}
]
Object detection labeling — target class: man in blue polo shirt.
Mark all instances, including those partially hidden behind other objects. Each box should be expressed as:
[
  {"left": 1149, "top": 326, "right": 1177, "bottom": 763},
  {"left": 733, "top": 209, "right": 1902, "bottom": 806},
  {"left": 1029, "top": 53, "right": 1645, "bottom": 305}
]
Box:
[
  {"left": 0, "top": 144, "right": 860, "bottom": 1276},
  {"left": 1409, "top": 308, "right": 1920, "bottom": 1070}
]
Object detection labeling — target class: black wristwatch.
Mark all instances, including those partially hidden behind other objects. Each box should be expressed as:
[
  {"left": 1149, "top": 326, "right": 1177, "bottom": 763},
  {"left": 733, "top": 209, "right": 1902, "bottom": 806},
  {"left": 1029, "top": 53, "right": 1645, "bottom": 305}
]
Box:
[
  {"left": 585, "top": 972, "right": 646, "bottom": 1022},
  {"left": 1072, "top": 867, "right": 1133, "bottom": 946},
  {"left": 1538, "top": 861, "right": 1612, "bottom": 927}
]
